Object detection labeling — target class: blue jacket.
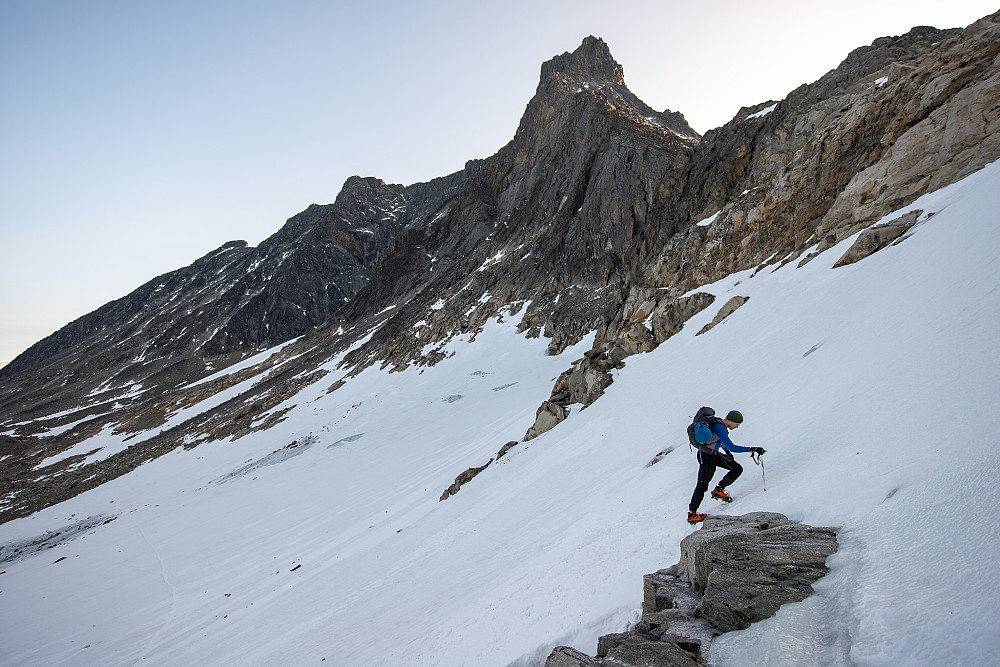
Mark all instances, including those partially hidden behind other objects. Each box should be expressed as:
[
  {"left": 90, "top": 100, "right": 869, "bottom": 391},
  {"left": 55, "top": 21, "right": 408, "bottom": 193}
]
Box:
[{"left": 710, "top": 421, "right": 753, "bottom": 454}]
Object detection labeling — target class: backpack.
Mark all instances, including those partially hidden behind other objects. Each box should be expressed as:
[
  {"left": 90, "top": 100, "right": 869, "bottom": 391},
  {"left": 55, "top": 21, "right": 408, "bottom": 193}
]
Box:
[{"left": 687, "top": 406, "right": 722, "bottom": 453}]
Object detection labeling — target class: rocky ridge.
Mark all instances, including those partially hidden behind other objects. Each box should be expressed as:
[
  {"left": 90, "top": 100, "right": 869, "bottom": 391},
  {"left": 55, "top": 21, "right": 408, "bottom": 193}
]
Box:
[
  {"left": 0, "top": 167, "right": 476, "bottom": 422},
  {"left": 546, "top": 513, "right": 839, "bottom": 666},
  {"left": 2, "top": 13, "right": 1000, "bottom": 520}
]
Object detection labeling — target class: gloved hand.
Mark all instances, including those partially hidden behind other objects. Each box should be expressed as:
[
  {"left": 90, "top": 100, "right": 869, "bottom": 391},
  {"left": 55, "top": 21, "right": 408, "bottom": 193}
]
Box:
[{"left": 751, "top": 447, "right": 766, "bottom": 455}]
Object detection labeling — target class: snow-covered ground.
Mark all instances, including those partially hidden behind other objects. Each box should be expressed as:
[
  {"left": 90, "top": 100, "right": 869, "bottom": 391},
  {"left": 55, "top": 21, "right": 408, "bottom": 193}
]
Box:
[{"left": 2, "top": 161, "right": 1000, "bottom": 665}]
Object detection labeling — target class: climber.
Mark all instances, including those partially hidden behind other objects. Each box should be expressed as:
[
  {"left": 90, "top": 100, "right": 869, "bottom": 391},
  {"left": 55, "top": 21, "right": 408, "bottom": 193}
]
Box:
[{"left": 686, "top": 408, "right": 765, "bottom": 524}]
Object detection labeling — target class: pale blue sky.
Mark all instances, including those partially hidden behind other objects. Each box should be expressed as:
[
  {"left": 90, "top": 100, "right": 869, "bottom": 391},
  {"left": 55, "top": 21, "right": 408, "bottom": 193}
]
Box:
[{"left": 1, "top": 0, "right": 996, "bottom": 365}]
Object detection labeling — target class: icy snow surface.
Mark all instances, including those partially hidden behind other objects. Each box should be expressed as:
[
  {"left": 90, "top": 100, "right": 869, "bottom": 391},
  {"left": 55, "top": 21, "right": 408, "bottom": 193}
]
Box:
[
  {"left": 186, "top": 336, "right": 303, "bottom": 388},
  {"left": 696, "top": 211, "right": 721, "bottom": 227},
  {"left": 745, "top": 103, "right": 777, "bottom": 120},
  {"left": 32, "top": 424, "right": 131, "bottom": 470},
  {"left": 2, "top": 162, "right": 1000, "bottom": 665}
]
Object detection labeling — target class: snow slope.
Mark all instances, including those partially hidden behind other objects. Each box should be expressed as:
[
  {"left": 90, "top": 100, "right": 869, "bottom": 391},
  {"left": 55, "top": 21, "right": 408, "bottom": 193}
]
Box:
[{"left": 2, "top": 161, "right": 1000, "bottom": 665}]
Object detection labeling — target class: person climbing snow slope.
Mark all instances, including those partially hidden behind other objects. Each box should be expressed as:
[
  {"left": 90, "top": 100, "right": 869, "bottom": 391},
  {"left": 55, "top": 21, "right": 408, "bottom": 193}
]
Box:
[{"left": 686, "top": 407, "right": 764, "bottom": 524}]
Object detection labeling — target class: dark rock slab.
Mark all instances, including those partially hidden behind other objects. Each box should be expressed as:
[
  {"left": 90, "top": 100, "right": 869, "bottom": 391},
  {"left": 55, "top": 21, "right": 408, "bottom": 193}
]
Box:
[
  {"left": 680, "top": 512, "right": 838, "bottom": 632},
  {"left": 439, "top": 459, "right": 493, "bottom": 500},
  {"left": 833, "top": 210, "right": 921, "bottom": 268}
]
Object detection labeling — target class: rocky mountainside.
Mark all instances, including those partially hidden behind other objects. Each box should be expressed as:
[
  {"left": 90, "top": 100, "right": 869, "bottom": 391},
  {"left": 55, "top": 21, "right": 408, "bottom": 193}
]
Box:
[
  {"left": 2, "top": 12, "right": 1000, "bottom": 522},
  {"left": 336, "top": 36, "right": 699, "bottom": 370},
  {"left": 0, "top": 167, "right": 475, "bottom": 420}
]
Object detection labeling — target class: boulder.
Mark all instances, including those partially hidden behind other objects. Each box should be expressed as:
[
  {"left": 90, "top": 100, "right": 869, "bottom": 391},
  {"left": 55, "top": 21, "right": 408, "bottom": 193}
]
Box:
[
  {"left": 597, "top": 632, "right": 700, "bottom": 666},
  {"left": 649, "top": 292, "right": 716, "bottom": 344},
  {"left": 496, "top": 440, "right": 519, "bottom": 459},
  {"left": 545, "top": 513, "right": 838, "bottom": 665},
  {"left": 696, "top": 296, "right": 749, "bottom": 336},
  {"left": 679, "top": 512, "right": 838, "bottom": 632},
  {"left": 545, "top": 646, "right": 599, "bottom": 666},
  {"left": 567, "top": 352, "right": 617, "bottom": 406},
  {"left": 524, "top": 401, "right": 569, "bottom": 441},
  {"left": 438, "top": 459, "right": 493, "bottom": 500},
  {"left": 833, "top": 210, "right": 921, "bottom": 268}
]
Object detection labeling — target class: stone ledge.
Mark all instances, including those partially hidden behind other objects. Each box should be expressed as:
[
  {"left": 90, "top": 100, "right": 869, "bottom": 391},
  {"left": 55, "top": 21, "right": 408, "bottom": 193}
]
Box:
[{"left": 545, "top": 513, "right": 838, "bottom": 666}]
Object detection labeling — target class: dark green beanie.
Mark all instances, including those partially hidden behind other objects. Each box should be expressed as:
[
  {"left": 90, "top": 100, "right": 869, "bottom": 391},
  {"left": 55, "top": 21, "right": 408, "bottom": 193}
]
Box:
[{"left": 725, "top": 410, "right": 744, "bottom": 423}]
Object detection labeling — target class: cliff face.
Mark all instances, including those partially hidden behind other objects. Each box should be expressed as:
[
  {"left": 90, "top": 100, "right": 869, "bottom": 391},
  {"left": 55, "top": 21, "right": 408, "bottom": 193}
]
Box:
[
  {"left": 2, "top": 13, "right": 1000, "bottom": 520},
  {"left": 603, "top": 15, "right": 1000, "bottom": 361}
]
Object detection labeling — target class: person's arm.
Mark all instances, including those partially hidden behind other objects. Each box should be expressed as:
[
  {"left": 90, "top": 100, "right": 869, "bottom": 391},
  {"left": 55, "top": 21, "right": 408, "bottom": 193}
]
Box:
[{"left": 711, "top": 422, "right": 753, "bottom": 453}]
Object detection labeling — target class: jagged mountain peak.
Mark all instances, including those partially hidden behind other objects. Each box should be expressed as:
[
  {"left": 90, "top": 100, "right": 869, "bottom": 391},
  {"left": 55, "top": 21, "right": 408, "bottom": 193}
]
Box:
[
  {"left": 539, "top": 36, "right": 625, "bottom": 88},
  {"left": 336, "top": 174, "right": 390, "bottom": 196},
  {"left": 522, "top": 36, "right": 699, "bottom": 146}
]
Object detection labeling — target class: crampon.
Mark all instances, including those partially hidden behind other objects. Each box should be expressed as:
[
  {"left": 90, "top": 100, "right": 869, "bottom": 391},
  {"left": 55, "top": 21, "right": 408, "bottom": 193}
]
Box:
[{"left": 711, "top": 488, "right": 733, "bottom": 502}]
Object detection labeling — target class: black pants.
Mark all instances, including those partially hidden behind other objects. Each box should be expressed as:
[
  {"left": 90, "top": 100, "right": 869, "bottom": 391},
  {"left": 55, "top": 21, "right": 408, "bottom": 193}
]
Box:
[{"left": 689, "top": 450, "right": 743, "bottom": 513}]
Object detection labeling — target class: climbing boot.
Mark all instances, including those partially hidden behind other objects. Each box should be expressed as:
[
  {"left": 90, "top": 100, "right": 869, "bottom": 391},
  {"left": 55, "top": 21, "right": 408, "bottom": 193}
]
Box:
[
  {"left": 711, "top": 487, "right": 733, "bottom": 502},
  {"left": 687, "top": 511, "right": 707, "bottom": 524}
]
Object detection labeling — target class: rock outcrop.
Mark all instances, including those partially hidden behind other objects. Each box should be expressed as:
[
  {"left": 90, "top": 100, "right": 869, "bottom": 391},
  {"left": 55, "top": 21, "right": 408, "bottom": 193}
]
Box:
[
  {"left": 696, "top": 296, "right": 749, "bottom": 336},
  {"left": 546, "top": 513, "right": 839, "bottom": 666},
  {"left": 439, "top": 459, "right": 494, "bottom": 501},
  {"left": 833, "top": 209, "right": 922, "bottom": 268}
]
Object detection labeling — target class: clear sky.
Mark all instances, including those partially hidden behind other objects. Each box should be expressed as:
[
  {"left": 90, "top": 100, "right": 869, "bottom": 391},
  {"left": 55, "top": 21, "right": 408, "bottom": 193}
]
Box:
[{"left": 1, "top": 0, "right": 996, "bottom": 367}]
